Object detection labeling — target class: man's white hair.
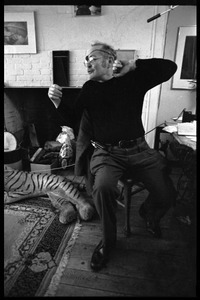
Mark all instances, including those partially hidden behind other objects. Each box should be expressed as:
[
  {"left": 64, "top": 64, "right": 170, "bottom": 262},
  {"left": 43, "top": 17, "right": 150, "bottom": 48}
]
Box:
[{"left": 90, "top": 41, "right": 117, "bottom": 61}]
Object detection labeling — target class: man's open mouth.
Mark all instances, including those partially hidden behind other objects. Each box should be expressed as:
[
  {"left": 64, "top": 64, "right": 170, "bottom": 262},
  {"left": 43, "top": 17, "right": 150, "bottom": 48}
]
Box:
[{"left": 87, "top": 69, "right": 93, "bottom": 74}]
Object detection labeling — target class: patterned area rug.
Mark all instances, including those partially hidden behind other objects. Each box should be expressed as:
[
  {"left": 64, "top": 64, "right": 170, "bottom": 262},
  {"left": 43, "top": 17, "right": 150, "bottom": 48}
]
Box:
[{"left": 4, "top": 197, "right": 82, "bottom": 297}]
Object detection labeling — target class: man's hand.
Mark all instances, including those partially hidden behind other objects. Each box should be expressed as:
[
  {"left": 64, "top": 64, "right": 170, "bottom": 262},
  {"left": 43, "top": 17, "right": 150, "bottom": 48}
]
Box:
[
  {"left": 48, "top": 84, "right": 63, "bottom": 108},
  {"left": 113, "top": 59, "right": 137, "bottom": 77}
]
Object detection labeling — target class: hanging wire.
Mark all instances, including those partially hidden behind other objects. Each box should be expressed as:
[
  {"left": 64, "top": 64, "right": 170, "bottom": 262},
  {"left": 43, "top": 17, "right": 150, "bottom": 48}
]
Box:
[{"left": 144, "top": 122, "right": 165, "bottom": 136}]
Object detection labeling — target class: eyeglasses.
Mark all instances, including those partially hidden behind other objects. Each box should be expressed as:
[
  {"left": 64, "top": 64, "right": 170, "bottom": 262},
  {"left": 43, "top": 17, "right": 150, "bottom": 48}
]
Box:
[{"left": 84, "top": 56, "right": 102, "bottom": 67}]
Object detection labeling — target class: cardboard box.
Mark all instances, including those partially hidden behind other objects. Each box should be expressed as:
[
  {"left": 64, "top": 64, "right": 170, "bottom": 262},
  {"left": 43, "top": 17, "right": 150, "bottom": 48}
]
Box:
[
  {"left": 30, "top": 148, "right": 58, "bottom": 174},
  {"left": 30, "top": 160, "right": 58, "bottom": 174}
]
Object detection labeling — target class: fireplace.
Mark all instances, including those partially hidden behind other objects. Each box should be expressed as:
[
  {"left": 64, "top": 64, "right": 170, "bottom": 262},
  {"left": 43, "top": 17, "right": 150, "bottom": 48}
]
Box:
[
  {"left": 4, "top": 87, "right": 81, "bottom": 170},
  {"left": 4, "top": 87, "right": 81, "bottom": 147}
]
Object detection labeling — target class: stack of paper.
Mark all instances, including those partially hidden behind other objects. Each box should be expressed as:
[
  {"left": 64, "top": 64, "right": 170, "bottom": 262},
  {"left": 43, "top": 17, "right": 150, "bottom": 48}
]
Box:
[
  {"left": 186, "top": 136, "right": 197, "bottom": 142},
  {"left": 177, "top": 121, "right": 196, "bottom": 136},
  {"left": 163, "top": 125, "right": 177, "bottom": 133}
]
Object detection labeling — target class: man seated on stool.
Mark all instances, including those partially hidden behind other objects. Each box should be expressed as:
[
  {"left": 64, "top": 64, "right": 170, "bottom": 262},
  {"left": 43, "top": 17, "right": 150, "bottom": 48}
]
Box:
[{"left": 48, "top": 41, "right": 177, "bottom": 271}]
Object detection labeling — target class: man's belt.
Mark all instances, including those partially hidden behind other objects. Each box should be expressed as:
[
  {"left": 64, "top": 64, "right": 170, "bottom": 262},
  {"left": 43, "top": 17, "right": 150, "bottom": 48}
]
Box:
[{"left": 91, "top": 136, "right": 145, "bottom": 150}]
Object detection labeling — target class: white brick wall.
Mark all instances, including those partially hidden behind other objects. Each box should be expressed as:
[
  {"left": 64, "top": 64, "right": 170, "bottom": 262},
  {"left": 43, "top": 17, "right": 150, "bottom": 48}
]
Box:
[
  {"left": 4, "top": 50, "right": 89, "bottom": 87},
  {"left": 5, "top": 52, "right": 50, "bottom": 87}
]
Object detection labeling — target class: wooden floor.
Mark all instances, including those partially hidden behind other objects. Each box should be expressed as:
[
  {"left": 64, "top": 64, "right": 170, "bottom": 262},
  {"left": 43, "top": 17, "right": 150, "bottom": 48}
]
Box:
[{"left": 55, "top": 167, "right": 196, "bottom": 297}]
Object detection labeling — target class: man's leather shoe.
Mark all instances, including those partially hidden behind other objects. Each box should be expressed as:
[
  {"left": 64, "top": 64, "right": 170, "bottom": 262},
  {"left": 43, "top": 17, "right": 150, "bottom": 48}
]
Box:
[
  {"left": 90, "top": 240, "right": 111, "bottom": 271},
  {"left": 139, "top": 203, "right": 162, "bottom": 239}
]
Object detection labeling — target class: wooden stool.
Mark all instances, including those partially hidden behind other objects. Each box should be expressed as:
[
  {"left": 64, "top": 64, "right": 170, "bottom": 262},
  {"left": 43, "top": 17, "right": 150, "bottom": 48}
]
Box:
[{"left": 117, "top": 178, "right": 145, "bottom": 237}]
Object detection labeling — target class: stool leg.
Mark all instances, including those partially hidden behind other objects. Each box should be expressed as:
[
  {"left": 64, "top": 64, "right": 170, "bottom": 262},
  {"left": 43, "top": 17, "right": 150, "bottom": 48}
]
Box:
[{"left": 123, "top": 182, "right": 132, "bottom": 237}]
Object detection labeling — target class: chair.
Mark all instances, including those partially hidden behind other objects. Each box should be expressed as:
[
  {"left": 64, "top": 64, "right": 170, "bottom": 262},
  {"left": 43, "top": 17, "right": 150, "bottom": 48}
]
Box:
[{"left": 117, "top": 177, "right": 145, "bottom": 237}]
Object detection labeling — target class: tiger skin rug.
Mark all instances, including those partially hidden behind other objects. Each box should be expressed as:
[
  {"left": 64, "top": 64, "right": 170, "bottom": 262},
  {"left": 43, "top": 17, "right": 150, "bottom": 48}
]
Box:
[{"left": 4, "top": 165, "right": 95, "bottom": 224}]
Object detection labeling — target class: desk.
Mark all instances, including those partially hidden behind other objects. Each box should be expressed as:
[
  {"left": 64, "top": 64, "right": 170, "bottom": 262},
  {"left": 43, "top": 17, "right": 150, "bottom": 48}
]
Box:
[
  {"left": 154, "top": 125, "right": 165, "bottom": 150},
  {"left": 155, "top": 123, "right": 196, "bottom": 155}
]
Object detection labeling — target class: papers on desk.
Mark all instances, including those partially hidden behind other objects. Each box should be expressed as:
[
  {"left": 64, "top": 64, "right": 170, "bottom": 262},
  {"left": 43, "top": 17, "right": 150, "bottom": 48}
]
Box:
[
  {"left": 177, "top": 121, "right": 196, "bottom": 136},
  {"left": 163, "top": 125, "right": 177, "bottom": 133},
  {"left": 163, "top": 121, "right": 196, "bottom": 137},
  {"left": 185, "top": 136, "right": 197, "bottom": 142}
]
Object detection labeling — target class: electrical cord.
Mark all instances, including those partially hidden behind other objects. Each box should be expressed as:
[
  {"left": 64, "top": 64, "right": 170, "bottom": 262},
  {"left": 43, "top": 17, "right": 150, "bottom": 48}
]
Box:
[{"left": 144, "top": 122, "right": 165, "bottom": 136}]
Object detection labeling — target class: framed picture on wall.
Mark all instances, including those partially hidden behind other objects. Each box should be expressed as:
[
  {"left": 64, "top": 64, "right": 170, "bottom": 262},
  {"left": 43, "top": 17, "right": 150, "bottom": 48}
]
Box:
[
  {"left": 172, "top": 26, "right": 196, "bottom": 90},
  {"left": 4, "top": 12, "right": 37, "bottom": 54},
  {"left": 116, "top": 50, "right": 138, "bottom": 61},
  {"left": 114, "top": 50, "right": 138, "bottom": 73},
  {"left": 74, "top": 5, "right": 101, "bottom": 16}
]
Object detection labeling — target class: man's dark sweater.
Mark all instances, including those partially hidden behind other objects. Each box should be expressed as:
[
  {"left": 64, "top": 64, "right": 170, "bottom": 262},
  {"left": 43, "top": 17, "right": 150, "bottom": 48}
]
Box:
[{"left": 57, "top": 58, "right": 177, "bottom": 145}]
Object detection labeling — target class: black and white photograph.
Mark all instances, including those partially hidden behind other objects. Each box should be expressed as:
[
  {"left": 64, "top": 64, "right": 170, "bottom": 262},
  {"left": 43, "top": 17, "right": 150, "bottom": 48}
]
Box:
[
  {"left": 4, "top": 4, "right": 197, "bottom": 298},
  {"left": 4, "top": 12, "right": 36, "bottom": 54},
  {"left": 74, "top": 5, "right": 101, "bottom": 16},
  {"left": 4, "top": 21, "right": 28, "bottom": 45},
  {"left": 172, "top": 26, "right": 196, "bottom": 89}
]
